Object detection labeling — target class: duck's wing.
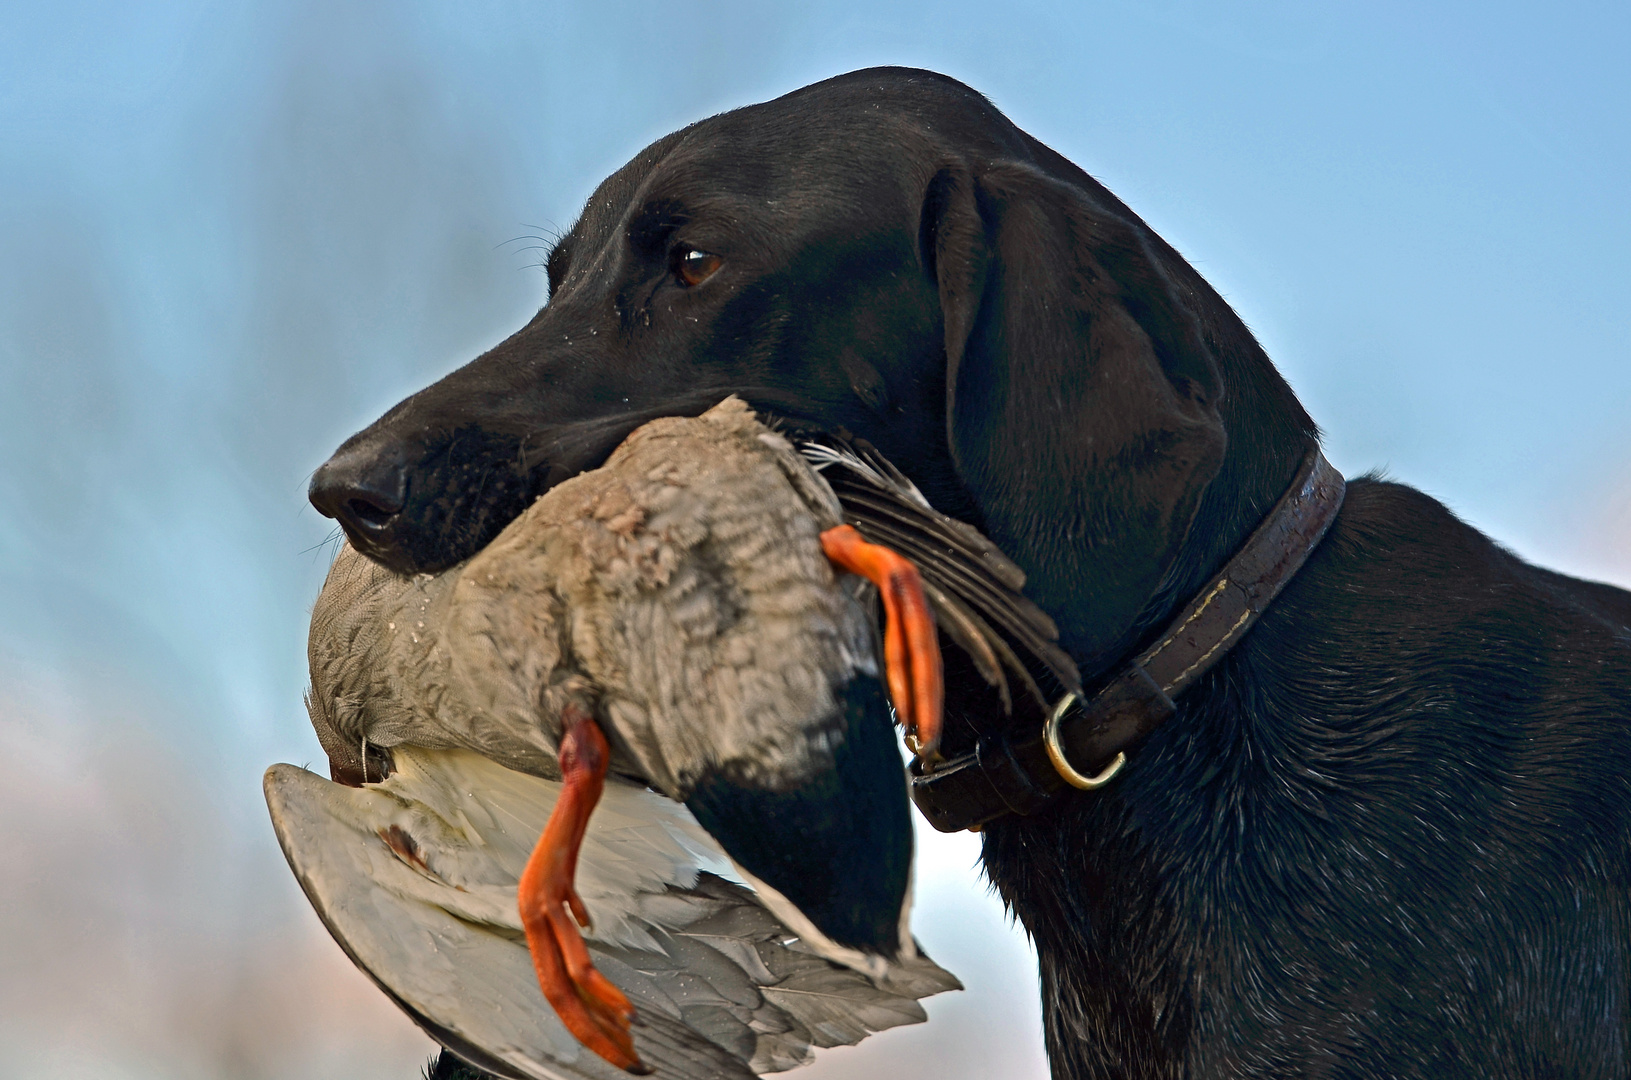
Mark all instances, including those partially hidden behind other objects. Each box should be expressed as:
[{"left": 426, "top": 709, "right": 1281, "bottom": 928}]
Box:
[
  {"left": 264, "top": 746, "right": 958, "bottom": 1080},
  {"left": 801, "top": 437, "right": 1081, "bottom": 708}
]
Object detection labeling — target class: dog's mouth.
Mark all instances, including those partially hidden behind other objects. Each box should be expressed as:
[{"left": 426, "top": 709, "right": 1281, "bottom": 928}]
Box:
[{"left": 328, "top": 498, "right": 405, "bottom": 569}]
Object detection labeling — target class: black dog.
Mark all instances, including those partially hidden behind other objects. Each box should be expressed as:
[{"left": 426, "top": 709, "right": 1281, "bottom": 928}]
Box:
[{"left": 311, "top": 68, "right": 1631, "bottom": 1078}]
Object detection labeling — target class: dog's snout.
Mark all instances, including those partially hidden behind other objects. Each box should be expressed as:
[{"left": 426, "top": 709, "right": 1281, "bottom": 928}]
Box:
[
  {"left": 309, "top": 448, "right": 408, "bottom": 545},
  {"left": 308, "top": 421, "right": 553, "bottom": 574}
]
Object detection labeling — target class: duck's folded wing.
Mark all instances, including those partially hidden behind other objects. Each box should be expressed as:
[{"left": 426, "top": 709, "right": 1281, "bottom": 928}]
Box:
[
  {"left": 801, "top": 438, "right": 1081, "bottom": 706},
  {"left": 264, "top": 746, "right": 958, "bottom": 1080}
]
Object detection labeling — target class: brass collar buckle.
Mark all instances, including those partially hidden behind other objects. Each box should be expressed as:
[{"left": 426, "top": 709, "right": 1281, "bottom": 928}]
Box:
[{"left": 1043, "top": 692, "right": 1127, "bottom": 790}]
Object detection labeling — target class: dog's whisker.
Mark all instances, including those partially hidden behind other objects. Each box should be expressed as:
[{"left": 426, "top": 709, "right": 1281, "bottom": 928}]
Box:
[{"left": 299, "top": 526, "right": 346, "bottom": 560}]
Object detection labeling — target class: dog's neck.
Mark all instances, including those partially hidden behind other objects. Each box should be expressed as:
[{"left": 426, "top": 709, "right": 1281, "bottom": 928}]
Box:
[
  {"left": 979, "top": 347, "right": 1328, "bottom": 1075},
  {"left": 1072, "top": 340, "right": 1321, "bottom": 691}
]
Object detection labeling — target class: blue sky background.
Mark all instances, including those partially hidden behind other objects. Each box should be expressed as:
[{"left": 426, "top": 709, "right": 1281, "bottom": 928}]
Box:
[{"left": 1, "top": 2, "right": 1626, "bottom": 1077}]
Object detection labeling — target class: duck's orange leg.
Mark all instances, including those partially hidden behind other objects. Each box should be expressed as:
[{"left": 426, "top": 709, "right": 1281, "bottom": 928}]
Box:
[
  {"left": 819, "top": 524, "right": 943, "bottom": 758},
  {"left": 518, "top": 702, "right": 652, "bottom": 1075}
]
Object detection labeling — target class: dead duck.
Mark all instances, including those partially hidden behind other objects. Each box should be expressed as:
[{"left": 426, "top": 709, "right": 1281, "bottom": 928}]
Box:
[
  {"left": 300, "top": 398, "right": 949, "bottom": 1072},
  {"left": 292, "top": 398, "right": 1067, "bottom": 1073}
]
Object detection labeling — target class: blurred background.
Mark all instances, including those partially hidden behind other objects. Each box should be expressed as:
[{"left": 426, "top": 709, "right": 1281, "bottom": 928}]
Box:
[{"left": 1, "top": 2, "right": 1627, "bottom": 1077}]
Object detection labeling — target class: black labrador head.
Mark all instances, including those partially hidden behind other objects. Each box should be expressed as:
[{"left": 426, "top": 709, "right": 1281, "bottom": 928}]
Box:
[{"left": 310, "top": 67, "right": 1312, "bottom": 718}]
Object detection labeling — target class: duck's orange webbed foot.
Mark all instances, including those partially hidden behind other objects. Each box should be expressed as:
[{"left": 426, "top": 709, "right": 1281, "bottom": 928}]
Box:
[
  {"left": 518, "top": 703, "right": 652, "bottom": 1075},
  {"left": 819, "top": 524, "right": 943, "bottom": 759}
]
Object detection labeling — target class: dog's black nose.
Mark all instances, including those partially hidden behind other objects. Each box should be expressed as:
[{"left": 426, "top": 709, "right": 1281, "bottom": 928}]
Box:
[{"left": 309, "top": 447, "right": 408, "bottom": 548}]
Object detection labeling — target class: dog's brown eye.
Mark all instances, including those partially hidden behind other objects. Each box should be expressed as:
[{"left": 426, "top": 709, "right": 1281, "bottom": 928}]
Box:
[{"left": 674, "top": 248, "right": 722, "bottom": 287}]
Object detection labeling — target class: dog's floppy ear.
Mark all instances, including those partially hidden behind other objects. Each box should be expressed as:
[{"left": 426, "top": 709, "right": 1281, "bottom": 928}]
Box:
[{"left": 923, "top": 160, "right": 1228, "bottom": 671}]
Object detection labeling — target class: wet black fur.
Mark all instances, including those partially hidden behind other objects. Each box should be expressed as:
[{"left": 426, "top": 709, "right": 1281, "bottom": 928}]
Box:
[{"left": 312, "top": 68, "right": 1631, "bottom": 1078}]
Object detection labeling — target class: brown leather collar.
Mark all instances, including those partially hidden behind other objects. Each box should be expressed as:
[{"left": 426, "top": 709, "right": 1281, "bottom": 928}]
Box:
[{"left": 909, "top": 448, "right": 1346, "bottom": 833}]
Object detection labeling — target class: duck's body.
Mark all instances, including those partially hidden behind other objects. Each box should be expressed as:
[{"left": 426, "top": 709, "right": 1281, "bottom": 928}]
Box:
[
  {"left": 294, "top": 399, "right": 967, "bottom": 1073},
  {"left": 307, "top": 397, "right": 876, "bottom": 802}
]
